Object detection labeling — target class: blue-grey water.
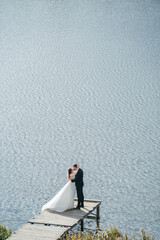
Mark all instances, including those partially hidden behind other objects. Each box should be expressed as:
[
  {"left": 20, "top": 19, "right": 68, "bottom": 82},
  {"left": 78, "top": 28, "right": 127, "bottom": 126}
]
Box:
[{"left": 0, "top": 0, "right": 160, "bottom": 238}]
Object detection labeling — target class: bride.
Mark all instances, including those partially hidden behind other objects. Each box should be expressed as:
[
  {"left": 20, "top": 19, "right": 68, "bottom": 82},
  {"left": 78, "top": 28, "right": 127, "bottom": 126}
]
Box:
[{"left": 41, "top": 168, "right": 76, "bottom": 212}]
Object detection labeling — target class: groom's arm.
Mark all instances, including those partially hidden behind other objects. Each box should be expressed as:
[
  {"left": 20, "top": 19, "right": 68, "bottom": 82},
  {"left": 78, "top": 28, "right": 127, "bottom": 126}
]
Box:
[{"left": 71, "top": 171, "right": 81, "bottom": 183}]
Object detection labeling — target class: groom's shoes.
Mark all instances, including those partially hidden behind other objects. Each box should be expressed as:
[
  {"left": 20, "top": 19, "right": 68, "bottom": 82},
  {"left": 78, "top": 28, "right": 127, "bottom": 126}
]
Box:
[{"left": 75, "top": 206, "right": 80, "bottom": 210}]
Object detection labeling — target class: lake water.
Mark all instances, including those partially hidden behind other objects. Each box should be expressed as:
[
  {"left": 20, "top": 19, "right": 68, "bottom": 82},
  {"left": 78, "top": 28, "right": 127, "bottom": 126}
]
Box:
[{"left": 0, "top": 0, "right": 160, "bottom": 238}]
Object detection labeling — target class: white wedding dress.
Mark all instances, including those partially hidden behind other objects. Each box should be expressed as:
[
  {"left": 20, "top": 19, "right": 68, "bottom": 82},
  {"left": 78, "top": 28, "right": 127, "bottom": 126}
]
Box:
[{"left": 41, "top": 174, "right": 76, "bottom": 212}]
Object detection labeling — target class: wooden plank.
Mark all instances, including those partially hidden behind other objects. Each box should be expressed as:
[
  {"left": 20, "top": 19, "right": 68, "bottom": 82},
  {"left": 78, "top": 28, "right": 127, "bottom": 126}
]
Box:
[
  {"left": 75, "top": 198, "right": 101, "bottom": 203},
  {"left": 8, "top": 236, "right": 56, "bottom": 240},
  {"left": 29, "top": 208, "right": 89, "bottom": 227},
  {"left": 9, "top": 229, "right": 68, "bottom": 238},
  {"left": 29, "top": 199, "right": 100, "bottom": 227},
  {"left": 8, "top": 224, "right": 69, "bottom": 240},
  {"left": 8, "top": 236, "right": 57, "bottom": 240},
  {"left": 74, "top": 200, "right": 101, "bottom": 210}
]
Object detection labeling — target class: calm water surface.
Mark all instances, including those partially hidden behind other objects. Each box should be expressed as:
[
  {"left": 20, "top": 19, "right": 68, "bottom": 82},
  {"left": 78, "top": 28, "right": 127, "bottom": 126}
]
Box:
[{"left": 0, "top": 0, "right": 160, "bottom": 238}]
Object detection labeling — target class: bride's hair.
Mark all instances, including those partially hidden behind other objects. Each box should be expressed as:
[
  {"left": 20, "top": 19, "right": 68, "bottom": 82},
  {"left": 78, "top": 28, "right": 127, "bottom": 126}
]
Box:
[{"left": 67, "top": 168, "right": 72, "bottom": 179}]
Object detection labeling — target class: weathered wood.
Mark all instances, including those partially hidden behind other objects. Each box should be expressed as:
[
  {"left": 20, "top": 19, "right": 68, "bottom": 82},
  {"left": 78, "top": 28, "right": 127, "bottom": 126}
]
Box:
[
  {"left": 9, "top": 199, "right": 101, "bottom": 240},
  {"left": 8, "top": 224, "right": 69, "bottom": 240},
  {"left": 29, "top": 199, "right": 101, "bottom": 228},
  {"left": 29, "top": 208, "right": 89, "bottom": 227},
  {"left": 74, "top": 198, "right": 101, "bottom": 203}
]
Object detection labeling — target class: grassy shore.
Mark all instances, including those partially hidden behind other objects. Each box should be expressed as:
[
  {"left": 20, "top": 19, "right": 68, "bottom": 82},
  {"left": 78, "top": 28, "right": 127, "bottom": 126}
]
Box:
[
  {"left": 0, "top": 223, "right": 12, "bottom": 240},
  {"left": 0, "top": 223, "right": 155, "bottom": 240},
  {"left": 63, "top": 227, "right": 155, "bottom": 240}
]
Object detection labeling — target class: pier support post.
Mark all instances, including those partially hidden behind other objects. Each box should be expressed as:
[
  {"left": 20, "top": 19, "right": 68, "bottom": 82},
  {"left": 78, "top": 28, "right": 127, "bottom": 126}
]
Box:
[
  {"left": 81, "top": 219, "right": 84, "bottom": 231},
  {"left": 96, "top": 206, "right": 100, "bottom": 230},
  {"left": 97, "top": 205, "right": 100, "bottom": 220}
]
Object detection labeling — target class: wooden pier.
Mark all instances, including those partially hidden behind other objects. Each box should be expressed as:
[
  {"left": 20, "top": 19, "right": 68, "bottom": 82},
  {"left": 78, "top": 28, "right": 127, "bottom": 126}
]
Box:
[{"left": 8, "top": 199, "right": 101, "bottom": 240}]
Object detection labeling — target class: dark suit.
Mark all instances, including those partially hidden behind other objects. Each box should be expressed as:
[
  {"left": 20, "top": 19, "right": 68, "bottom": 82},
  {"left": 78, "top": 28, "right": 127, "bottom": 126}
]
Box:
[{"left": 71, "top": 168, "right": 84, "bottom": 207}]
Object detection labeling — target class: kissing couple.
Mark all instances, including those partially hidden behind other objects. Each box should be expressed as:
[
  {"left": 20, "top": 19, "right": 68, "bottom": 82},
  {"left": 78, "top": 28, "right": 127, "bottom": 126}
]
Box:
[{"left": 42, "top": 164, "right": 84, "bottom": 212}]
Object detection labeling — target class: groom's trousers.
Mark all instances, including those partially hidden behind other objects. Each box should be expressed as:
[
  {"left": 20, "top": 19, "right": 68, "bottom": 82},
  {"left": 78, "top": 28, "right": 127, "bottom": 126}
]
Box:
[{"left": 77, "top": 186, "right": 84, "bottom": 207}]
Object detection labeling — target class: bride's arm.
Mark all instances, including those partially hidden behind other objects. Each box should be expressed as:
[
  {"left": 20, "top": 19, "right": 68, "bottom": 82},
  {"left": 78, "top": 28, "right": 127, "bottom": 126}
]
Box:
[{"left": 69, "top": 172, "right": 76, "bottom": 180}]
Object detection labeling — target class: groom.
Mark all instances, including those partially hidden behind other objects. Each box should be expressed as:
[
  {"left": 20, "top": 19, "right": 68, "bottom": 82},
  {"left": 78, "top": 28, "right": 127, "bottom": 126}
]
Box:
[{"left": 71, "top": 164, "right": 84, "bottom": 209}]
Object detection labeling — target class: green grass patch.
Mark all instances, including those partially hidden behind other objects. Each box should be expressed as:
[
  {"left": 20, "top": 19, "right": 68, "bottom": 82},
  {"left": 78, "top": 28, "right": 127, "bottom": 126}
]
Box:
[
  {"left": 63, "top": 226, "right": 155, "bottom": 240},
  {"left": 0, "top": 223, "right": 12, "bottom": 240}
]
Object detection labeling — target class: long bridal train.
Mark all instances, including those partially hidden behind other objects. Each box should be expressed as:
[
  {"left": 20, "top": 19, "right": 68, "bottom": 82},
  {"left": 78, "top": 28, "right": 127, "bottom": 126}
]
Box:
[{"left": 41, "top": 174, "right": 76, "bottom": 212}]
